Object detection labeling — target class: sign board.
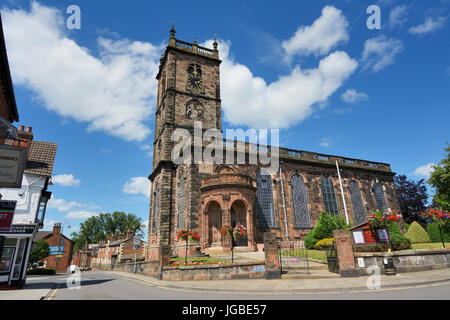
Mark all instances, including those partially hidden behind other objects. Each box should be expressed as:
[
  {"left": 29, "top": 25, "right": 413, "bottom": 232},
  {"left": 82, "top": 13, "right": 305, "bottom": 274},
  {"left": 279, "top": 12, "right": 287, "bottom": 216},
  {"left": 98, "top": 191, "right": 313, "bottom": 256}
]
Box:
[
  {"left": 0, "top": 200, "right": 16, "bottom": 232},
  {"left": 2, "top": 224, "right": 35, "bottom": 234},
  {"left": 363, "top": 229, "right": 377, "bottom": 243},
  {"left": 352, "top": 231, "right": 365, "bottom": 244},
  {"left": 377, "top": 229, "right": 390, "bottom": 243},
  {"left": 133, "top": 235, "right": 141, "bottom": 250},
  {"left": 49, "top": 246, "right": 64, "bottom": 255},
  {"left": 0, "top": 144, "right": 27, "bottom": 188}
]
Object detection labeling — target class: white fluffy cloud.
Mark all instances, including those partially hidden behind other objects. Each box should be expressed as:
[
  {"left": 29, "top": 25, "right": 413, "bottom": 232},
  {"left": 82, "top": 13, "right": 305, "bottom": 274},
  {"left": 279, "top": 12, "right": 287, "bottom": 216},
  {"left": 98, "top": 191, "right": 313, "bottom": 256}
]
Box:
[
  {"left": 52, "top": 174, "right": 81, "bottom": 187},
  {"left": 388, "top": 5, "right": 409, "bottom": 28},
  {"left": 282, "top": 6, "right": 349, "bottom": 59},
  {"left": 413, "top": 163, "right": 435, "bottom": 178},
  {"left": 123, "top": 177, "right": 151, "bottom": 197},
  {"left": 409, "top": 17, "right": 446, "bottom": 35},
  {"left": 2, "top": 2, "right": 162, "bottom": 142},
  {"left": 361, "top": 36, "right": 403, "bottom": 72},
  {"left": 341, "top": 89, "right": 369, "bottom": 103},
  {"left": 213, "top": 40, "right": 358, "bottom": 128},
  {"left": 47, "top": 197, "right": 86, "bottom": 212},
  {"left": 65, "top": 211, "right": 99, "bottom": 219}
]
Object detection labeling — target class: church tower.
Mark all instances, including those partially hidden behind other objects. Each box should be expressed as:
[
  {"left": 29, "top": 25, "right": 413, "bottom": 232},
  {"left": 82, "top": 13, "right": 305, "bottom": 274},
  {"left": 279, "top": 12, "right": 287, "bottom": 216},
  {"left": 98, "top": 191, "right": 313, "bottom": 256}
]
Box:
[
  {"left": 147, "top": 25, "right": 222, "bottom": 261},
  {"left": 152, "top": 25, "right": 222, "bottom": 169}
]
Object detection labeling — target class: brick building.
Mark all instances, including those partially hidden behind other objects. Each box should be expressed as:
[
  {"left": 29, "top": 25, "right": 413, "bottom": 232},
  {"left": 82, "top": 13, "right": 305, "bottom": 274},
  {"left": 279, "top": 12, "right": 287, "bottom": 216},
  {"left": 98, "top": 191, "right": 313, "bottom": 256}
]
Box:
[
  {"left": 147, "top": 26, "right": 400, "bottom": 261},
  {"left": 35, "top": 223, "right": 73, "bottom": 273},
  {"left": 91, "top": 231, "right": 145, "bottom": 269}
]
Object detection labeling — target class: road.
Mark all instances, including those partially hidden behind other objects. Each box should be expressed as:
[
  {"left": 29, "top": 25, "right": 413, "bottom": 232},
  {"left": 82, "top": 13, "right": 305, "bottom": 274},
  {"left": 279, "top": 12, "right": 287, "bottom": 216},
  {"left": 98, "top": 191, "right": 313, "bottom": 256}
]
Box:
[{"left": 24, "top": 270, "right": 450, "bottom": 300}]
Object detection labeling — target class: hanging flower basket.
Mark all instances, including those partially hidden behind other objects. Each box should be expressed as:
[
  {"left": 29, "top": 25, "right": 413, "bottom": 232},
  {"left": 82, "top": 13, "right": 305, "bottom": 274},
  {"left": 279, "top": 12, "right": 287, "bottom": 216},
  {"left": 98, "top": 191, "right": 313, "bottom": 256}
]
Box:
[
  {"left": 176, "top": 230, "right": 200, "bottom": 242},
  {"left": 368, "top": 210, "right": 401, "bottom": 229},
  {"left": 219, "top": 224, "right": 247, "bottom": 240}
]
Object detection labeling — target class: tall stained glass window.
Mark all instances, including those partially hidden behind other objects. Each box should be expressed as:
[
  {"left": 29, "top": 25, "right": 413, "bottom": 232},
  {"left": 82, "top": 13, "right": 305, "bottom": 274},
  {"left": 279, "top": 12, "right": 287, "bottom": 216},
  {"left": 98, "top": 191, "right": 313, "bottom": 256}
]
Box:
[
  {"left": 256, "top": 171, "right": 275, "bottom": 228},
  {"left": 373, "top": 182, "right": 387, "bottom": 211},
  {"left": 178, "top": 173, "right": 185, "bottom": 229},
  {"left": 349, "top": 180, "right": 367, "bottom": 225},
  {"left": 291, "top": 174, "right": 310, "bottom": 228},
  {"left": 321, "top": 177, "right": 340, "bottom": 215}
]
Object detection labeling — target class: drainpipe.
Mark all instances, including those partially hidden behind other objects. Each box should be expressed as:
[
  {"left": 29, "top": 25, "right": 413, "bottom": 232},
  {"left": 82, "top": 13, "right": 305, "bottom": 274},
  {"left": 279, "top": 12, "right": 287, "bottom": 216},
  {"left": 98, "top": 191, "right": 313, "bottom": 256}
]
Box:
[
  {"left": 336, "top": 160, "right": 349, "bottom": 225},
  {"left": 279, "top": 163, "right": 290, "bottom": 241}
]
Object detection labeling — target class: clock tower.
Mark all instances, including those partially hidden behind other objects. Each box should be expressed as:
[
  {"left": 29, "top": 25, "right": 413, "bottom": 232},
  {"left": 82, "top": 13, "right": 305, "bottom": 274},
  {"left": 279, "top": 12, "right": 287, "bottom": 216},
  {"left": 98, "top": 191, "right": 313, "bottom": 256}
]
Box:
[
  {"left": 148, "top": 25, "right": 222, "bottom": 261},
  {"left": 152, "top": 25, "right": 222, "bottom": 169}
]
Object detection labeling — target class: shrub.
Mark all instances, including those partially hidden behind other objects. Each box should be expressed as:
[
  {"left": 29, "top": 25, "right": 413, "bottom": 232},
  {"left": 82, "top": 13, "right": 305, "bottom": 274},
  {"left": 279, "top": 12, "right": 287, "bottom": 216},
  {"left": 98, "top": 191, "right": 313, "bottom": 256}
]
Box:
[
  {"left": 388, "top": 222, "right": 411, "bottom": 250},
  {"left": 312, "top": 211, "right": 349, "bottom": 240},
  {"left": 427, "top": 223, "right": 450, "bottom": 243},
  {"left": 304, "top": 230, "right": 318, "bottom": 249},
  {"left": 403, "top": 223, "right": 410, "bottom": 233},
  {"left": 314, "top": 238, "right": 334, "bottom": 250},
  {"left": 27, "top": 268, "right": 56, "bottom": 276},
  {"left": 406, "top": 221, "right": 431, "bottom": 243}
]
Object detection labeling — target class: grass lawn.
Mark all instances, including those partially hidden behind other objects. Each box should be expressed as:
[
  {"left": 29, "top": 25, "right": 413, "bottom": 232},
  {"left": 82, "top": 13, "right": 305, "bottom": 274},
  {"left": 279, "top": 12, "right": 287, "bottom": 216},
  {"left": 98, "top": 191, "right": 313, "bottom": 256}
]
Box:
[{"left": 306, "top": 249, "right": 327, "bottom": 261}]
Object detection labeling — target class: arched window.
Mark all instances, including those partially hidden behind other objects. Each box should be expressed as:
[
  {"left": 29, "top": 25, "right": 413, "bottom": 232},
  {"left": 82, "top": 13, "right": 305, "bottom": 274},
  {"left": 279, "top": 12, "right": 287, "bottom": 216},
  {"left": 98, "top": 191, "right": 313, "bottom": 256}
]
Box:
[
  {"left": 291, "top": 174, "right": 310, "bottom": 228},
  {"left": 349, "top": 180, "right": 367, "bottom": 225},
  {"left": 321, "top": 177, "right": 340, "bottom": 215},
  {"left": 178, "top": 173, "right": 186, "bottom": 229},
  {"left": 256, "top": 171, "right": 275, "bottom": 228},
  {"left": 373, "top": 182, "right": 387, "bottom": 211},
  {"left": 152, "top": 183, "right": 159, "bottom": 233}
]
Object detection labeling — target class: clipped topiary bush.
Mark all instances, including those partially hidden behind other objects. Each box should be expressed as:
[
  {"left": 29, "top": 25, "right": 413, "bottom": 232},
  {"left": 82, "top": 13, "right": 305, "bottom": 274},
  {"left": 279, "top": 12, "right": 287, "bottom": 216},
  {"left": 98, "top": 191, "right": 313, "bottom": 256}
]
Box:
[
  {"left": 305, "top": 211, "right": 350, "bottom": 249},
  {"left": 388, "top": 221, "right": 411, "bottom": 250},
  {"left": 406, "top": 221, "right": 431, "bottom": 243},
  {"left": 427, "top": 223, "right": 450, "bottom": 243},
  {"left": 314, "top": 238, "right": 334, "bottom": 250}
]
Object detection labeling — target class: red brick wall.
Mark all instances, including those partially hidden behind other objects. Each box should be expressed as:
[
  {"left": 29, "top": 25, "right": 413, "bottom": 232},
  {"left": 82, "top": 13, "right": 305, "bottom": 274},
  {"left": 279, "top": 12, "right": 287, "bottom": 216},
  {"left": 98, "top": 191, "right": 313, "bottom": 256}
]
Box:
[{"left": 42, "top": 234, "right": 73, "bottom": 273}]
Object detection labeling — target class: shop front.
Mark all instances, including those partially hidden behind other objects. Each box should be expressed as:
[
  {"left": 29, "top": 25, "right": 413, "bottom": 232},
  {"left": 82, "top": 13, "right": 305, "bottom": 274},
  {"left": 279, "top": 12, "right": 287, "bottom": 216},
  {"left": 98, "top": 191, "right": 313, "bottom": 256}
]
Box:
[{"left": 0, "top": 224, "right": 35, "bottom": 287}]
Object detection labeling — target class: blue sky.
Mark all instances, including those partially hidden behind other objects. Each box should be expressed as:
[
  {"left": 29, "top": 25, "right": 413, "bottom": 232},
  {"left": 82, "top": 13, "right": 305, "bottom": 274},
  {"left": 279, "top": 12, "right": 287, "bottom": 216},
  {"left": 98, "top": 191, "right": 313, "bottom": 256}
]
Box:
[{"left": 1, "top": 0, "right": 449, "bottom": 238}]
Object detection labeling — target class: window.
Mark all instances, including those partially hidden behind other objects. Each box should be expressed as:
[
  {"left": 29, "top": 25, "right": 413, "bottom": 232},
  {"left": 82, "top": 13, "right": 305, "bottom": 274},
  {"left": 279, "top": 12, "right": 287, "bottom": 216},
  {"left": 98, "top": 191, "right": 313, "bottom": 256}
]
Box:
[
  {"left": 36, "top": 191, "right": 51, "bottom": 226},
  {"left": 256, "top": 171, "right": 275, "bottom": 228},
  {"left": 0, "top": 247, "right": 15, "bottom": 273},
  {"left": 349, "top": 181, "right": 367, "bottom": 225},
  {"left": 178, "top": 173, "right": 185, "bottom": 229},
  {"left": 152, "top": 183, "right": 159, "bottom": 233},
  {"left": 373, "top": 182, "right": 387, "bottom": 211},
  {"left": 291, "top": 174, "right": 310, "bottom": 228},
  {"left": 321, "top": 177, "right": 340, "bottom": 215}
]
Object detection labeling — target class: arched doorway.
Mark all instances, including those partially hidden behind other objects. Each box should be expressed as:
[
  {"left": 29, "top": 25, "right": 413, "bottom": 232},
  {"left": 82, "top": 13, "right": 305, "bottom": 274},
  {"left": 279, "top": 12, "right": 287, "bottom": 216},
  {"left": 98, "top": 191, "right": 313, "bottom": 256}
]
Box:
[
  {"left": 206, "top": 201, "right": 222, "bottom": 246},
  {"left": 231, "top": 200, "right": 248, "bottom": 247}
]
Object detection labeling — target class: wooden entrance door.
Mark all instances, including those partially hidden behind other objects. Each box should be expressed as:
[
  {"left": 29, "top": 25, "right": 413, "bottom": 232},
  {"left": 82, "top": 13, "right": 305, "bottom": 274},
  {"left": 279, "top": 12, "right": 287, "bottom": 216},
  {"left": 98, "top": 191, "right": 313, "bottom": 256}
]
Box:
[{"left": 207, "top": 202, "right": 222, "bottom": 246}]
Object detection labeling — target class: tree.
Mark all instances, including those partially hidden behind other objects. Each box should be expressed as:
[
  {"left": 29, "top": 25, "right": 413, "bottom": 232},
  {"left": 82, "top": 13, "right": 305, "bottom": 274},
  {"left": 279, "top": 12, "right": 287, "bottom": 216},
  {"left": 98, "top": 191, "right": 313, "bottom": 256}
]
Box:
[
  {"left": 428, "top": 143, "right": 450, "bottom": 211},
  {"left": 394, "top": 175, "right": 428, "bottom": 223},
  {"left": 29, "top": 239, "right": 50, "bottom": 265},
  {"left": 71, "top": 212, "right": 144, "bottom": 253}
]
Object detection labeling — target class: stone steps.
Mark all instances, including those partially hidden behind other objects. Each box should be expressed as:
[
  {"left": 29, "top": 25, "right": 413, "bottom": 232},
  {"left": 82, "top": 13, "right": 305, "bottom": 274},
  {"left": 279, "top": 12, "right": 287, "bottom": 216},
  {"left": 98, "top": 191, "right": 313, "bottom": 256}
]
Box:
[{"left": 281, "top": 270, "right": 340, "bottom": 280}]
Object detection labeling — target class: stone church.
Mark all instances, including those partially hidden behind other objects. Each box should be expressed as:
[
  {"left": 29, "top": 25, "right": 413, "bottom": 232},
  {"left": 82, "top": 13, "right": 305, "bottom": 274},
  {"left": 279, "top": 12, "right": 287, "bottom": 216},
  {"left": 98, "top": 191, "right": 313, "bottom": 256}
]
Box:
[{"left": 146, "top": 26, "right": 399, "bottom": 259}]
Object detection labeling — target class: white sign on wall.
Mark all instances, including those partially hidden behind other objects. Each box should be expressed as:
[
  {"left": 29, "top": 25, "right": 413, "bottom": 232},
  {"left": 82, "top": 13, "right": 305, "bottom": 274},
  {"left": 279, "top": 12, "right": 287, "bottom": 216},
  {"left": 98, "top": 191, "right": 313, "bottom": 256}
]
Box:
[{"left": 0, "top": 145, "right": 26, "bottom": 188}]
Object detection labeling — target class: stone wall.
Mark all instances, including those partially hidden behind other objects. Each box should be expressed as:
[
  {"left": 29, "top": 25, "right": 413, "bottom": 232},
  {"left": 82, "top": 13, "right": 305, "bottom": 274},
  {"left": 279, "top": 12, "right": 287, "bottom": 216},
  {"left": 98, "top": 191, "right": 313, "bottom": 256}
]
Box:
[
  {"left": 113, "top": 260, "right": 265, "bottom": 281},
  {"left": 354, "top": 249, "right": 450, "bottom": 274}
]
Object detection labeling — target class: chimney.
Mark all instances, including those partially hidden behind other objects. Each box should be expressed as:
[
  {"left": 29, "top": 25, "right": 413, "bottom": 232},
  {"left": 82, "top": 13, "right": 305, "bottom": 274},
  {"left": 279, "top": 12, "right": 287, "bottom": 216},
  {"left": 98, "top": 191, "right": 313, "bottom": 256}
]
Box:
[
  {"left": 53, "top": 222, "right": 61, "bottom": 235},
  {"left": 126, "top": 229, "right": 134, "bottom": 239},
  {"left": 14, "top": 125, "right": 33, "bottom": 160},
  {"left": 118, "top": 232, "right": 125, "bottom": 240}
]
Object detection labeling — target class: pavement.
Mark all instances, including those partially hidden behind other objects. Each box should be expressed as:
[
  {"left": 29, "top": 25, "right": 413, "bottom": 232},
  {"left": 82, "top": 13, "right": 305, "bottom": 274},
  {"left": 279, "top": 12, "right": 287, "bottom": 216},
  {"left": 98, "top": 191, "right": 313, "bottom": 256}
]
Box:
[
  {"left": 105, "top": 268, "right": 450, "bottom": 294},
  {"left": 0, "top": 276, "right": 56, "bottom": 300}
]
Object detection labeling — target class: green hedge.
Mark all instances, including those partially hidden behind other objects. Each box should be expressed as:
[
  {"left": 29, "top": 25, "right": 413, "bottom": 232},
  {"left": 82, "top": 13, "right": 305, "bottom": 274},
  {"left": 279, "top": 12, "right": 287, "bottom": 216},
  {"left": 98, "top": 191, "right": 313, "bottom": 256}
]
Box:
[
  {"left": 26, "top": 268, "right": 56, "bottom": 275},
  {"left": 427, "top": 223, "right": 450, "bottom": 243},
  {"left": 406, "top": 221, "right": 431, "bottom": 243}
]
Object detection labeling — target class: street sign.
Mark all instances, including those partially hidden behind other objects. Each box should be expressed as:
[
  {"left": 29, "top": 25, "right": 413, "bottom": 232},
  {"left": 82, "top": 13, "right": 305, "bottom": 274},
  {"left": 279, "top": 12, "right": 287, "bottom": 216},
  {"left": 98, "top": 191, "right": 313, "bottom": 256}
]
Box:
[{"left": 133, "top": 235, "right": 140, "bottom": 250}]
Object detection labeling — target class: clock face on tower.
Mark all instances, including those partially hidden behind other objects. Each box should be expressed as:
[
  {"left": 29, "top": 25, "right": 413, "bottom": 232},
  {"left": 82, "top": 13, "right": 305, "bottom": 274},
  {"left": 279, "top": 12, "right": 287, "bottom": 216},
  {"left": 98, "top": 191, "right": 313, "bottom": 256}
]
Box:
[{"left": 187, "top": 64, "right": 203, "bottom": 90}]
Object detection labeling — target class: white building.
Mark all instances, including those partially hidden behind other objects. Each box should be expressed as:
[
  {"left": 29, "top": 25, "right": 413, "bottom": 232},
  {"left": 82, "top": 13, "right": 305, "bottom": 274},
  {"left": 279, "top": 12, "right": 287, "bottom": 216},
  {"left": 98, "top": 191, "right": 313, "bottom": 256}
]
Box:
[{"left": 0, "top": 127, "right": 57, "bottom": 287}]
